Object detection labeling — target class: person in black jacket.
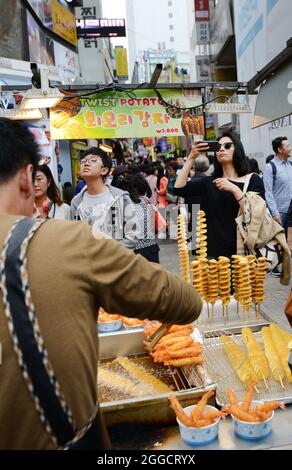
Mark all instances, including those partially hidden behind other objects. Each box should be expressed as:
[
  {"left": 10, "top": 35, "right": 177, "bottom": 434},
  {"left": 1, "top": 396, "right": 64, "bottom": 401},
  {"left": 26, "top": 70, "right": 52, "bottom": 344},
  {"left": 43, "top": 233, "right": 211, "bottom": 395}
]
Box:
[{"left": 174, "top": 131, "right": 265, "bottom": 259}]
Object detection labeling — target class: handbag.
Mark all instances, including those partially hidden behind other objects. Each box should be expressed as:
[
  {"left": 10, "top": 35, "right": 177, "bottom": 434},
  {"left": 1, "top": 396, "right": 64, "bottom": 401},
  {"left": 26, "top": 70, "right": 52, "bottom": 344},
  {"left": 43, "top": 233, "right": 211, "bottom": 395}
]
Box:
[
  {"left": 236, "top": 174, "right": 283, "bottom": 272},
  {"left": 165, "top": 192, "right": 178, "bottom": 204}
]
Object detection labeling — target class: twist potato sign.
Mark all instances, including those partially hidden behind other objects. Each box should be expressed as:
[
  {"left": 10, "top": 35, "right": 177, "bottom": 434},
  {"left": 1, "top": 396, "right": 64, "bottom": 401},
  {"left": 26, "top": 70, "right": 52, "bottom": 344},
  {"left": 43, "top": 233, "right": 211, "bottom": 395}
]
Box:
[{"left": 50, "top": 89, "right": 202, "bottom": 139}]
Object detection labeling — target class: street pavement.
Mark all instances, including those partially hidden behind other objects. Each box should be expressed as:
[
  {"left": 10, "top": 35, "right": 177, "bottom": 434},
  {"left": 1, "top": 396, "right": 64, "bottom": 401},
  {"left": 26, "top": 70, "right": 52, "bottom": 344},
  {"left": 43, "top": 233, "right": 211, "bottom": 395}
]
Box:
[{"left": 158, "top": 239, "right": 292, "bottom": 331}]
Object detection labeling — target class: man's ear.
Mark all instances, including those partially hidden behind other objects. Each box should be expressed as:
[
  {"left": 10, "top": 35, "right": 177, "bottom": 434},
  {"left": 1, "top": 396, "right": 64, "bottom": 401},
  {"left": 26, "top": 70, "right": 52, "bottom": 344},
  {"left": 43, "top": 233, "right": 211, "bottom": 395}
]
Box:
[{"left": 19, "top": 164, "right": 34, "bottom": 199}]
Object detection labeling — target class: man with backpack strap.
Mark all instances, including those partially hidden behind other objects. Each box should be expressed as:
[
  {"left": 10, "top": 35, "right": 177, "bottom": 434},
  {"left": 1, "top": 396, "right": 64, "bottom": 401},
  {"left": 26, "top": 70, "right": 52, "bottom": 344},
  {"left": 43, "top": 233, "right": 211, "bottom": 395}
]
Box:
[{"left": 263, "top": 136, "right": 292, "bottom": 234}]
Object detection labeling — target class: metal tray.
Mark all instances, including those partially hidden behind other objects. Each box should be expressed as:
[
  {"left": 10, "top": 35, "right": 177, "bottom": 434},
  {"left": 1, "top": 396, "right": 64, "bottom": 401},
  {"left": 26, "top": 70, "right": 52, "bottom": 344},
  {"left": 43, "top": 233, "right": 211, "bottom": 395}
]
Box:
[
  {"left": 201, "top": 330, "right": 292, "bottom": 406},
  {"left": 98, "top": 329, "right": 216, "bottom": 427}
]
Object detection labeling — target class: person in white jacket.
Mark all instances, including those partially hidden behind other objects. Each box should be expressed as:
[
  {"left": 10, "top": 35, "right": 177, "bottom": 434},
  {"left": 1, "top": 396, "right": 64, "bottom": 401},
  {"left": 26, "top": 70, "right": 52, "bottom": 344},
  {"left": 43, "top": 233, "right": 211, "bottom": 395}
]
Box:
[{"left": 70, "top": 147, "right": 140, "bottom": 250}]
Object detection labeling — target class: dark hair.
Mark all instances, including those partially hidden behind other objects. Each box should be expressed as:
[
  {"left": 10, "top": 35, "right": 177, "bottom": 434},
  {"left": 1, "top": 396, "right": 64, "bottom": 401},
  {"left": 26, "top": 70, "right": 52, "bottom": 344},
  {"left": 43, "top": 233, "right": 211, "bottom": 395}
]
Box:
[
  {"left": 143, "top": 165, "right": 156, "bottom": 176},
  {"left": 266, "top": 154, "right": 274, "bottom": 164},
  {"left": 64, "top": 182, "right": 72, "bottom": 188},
  {"left": 248, "top": 158, "right": 261, "bottom": 175},
  {"left": 156, "top": 165, "right": 166, "bottom": 189},
  {"left": 37, "top": 164, "right": 63, "bottom": 206},
  {"left": 0, "top": 118, "right": 40, "bottom": 184},
  {"left": 82, "top": 146, "right": 112, "bottom": 172},
  {"left": 272, "top": 137, "right": 287, "bottom": 154},
  {"left": 166, "top": 161, "right": 178, "bottom": 172},
  {"left": 213, "top": 130, "right": 249, "bottom": 177},
  {"left": 112, "top": 174, "right": 141, "bottom": 204},
  {"left": 194, "top": 158, "right": 210, "bottom": 173}
]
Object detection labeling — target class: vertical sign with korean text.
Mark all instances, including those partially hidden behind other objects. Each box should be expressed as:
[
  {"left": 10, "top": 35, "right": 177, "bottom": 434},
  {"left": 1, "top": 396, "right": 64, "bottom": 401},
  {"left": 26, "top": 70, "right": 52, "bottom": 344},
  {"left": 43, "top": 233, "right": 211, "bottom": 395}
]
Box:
[
  {"left": 115, "top": 47, "right": 128, "bottom": 80},
  {"left": 194, "top": 0, "right": 210, "bottom": 21}
]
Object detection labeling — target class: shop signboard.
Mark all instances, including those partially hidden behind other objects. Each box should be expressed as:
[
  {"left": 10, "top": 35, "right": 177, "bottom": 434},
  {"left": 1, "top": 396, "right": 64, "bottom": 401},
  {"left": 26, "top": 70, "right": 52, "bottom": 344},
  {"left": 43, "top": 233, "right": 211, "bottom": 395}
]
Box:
[
  {"left": 52, "top": 0, "right": 78, "bottom": 46},
  {"left": 196, "top": 21, "right": 210, "bottom": 45},
  {"left": 194, "top": 0, "right": 210, "bottom": 21},
  {"left": 115, "top": 47, "right": 128, "bottom": 80},
  {"left": 50, "top": 88, "right": 202, "bottom": 140},
  {"left": 195, "top": 56, "right": 211, "bottom": 82}
]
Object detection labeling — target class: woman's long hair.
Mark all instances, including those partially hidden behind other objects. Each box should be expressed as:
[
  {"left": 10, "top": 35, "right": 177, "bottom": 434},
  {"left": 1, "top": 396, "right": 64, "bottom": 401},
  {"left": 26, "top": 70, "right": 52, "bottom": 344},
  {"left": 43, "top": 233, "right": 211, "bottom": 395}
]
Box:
[
  {"left": 37, "top": 164, "right": 63, "bottom": 206},
  {"left": 212, "top": 131, "right": 249, "bottom": 178},
  {"left": 156, "top": 165, "right": 166, "bottom": 189}
]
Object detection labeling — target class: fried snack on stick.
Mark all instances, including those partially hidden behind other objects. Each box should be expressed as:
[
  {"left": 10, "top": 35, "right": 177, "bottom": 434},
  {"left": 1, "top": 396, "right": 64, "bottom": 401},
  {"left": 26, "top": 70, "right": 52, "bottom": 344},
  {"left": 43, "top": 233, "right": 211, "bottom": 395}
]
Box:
[
  {"left": 220, "top": 335, "right": 259, "bottom": 387},
  {"left": 261, "top": 327, "right": 285, "bottom": 384},
  {"left": 168, "top": 324, "right": 193, "bottom": 334},
  {"left": 269, "top": 324, "right": 292, "bottom": 383},
  {"left": 241, "top": 327, "right": 270, "bottom": 382}
]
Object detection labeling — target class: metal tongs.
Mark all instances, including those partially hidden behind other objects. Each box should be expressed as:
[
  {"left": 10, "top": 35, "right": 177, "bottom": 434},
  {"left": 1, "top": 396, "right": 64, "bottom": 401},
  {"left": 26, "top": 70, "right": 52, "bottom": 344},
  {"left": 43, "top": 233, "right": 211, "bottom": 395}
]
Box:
[{"left": 144, "top": 323, "right": 171, "bottom": 353}]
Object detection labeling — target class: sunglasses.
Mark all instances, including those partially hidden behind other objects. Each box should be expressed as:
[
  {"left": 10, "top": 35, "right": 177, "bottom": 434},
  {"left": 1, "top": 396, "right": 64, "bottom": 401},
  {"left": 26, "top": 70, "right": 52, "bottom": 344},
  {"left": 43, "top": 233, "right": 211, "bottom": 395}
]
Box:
[{"left": 217, "top": 142, "right": 234, "bottom": 151}]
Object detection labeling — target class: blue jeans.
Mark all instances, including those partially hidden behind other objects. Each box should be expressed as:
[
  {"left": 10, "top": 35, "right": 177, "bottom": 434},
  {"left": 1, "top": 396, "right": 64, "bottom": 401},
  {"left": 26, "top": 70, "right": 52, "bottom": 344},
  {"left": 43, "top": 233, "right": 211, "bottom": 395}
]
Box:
[{"left": 279, "top": 212, "right": 288, "bottom": 237}]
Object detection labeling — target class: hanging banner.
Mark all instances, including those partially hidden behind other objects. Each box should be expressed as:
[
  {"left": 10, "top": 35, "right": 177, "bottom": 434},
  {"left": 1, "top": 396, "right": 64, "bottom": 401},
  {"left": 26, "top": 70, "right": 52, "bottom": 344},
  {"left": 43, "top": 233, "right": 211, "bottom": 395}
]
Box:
[
  {"left": 50, "top": 89, "right": 202, "bottom": 139},
  {"left": 194, "top": 0, "right": 210, "bottom": 21},
  {"left": 115, "top": 47, "right": 128, "bottom": 80}
]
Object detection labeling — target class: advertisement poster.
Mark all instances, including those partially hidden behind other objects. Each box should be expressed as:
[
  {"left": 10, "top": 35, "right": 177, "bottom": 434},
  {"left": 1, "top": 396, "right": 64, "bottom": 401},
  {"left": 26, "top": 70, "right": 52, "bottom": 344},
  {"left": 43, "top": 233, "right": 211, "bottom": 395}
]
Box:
[{"left": 50, "top": 89, "right": 202, "bottom": 139}]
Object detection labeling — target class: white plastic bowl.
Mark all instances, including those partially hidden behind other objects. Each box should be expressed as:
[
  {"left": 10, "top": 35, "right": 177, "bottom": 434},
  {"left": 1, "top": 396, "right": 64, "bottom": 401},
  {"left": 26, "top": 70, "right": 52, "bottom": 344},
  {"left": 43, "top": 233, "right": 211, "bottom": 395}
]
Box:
[
  {"left": 97, "top": 318, "right": 122, "bottom": 333},
  {"left": 177, "top": 404, "right": 220, "bottom": 446},
  {"left": 232, "top": 400, "right": 274, "bottom": 441}
]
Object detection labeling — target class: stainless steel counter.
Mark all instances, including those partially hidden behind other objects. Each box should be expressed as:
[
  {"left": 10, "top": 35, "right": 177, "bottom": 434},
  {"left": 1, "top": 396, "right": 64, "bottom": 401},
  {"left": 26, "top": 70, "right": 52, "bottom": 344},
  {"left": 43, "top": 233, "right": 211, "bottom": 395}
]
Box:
[{"left": 109, "top": 405, "right": 292, "bottom": 450}]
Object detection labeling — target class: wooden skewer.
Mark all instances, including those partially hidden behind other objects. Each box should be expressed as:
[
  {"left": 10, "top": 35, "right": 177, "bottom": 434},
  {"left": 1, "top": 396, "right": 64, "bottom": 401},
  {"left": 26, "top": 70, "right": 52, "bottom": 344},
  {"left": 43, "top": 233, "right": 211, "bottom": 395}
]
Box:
[
  {"left": 207, "top": 302, "right": 210, "bottom": 321},
  {"left": 257, "top": 303, "right": 261, "bottom": 321},
  {"left": 236, "top": 301, "right": 239, "bottom": 318},
  {"left": 254, "top": 302, "right": 257, "bottom": 320},
  {"left": 242, "top": 305, "right": 244, "bottom": 321},
  {"left": 212, "top": 303, "right": 214, "bottom": 322},
  {"left": 279, "top": 376, "right": 285, "bottom": 389},
  {"left": 254, "top": 385, "right": 260, "bottom": 394},
  {"left": 222, "top": 304, "right": 225, "bottom": 321},
  {"left": 262, "top": 376, "right": 269, "bottom": 390}
]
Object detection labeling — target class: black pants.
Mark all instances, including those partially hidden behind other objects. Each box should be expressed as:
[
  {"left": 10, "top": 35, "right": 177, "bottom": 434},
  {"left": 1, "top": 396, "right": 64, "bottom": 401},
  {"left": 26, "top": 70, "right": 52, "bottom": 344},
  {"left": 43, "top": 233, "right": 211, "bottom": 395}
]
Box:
[{"left": 134, "top": 244, "right": 160, "bottom": 263}]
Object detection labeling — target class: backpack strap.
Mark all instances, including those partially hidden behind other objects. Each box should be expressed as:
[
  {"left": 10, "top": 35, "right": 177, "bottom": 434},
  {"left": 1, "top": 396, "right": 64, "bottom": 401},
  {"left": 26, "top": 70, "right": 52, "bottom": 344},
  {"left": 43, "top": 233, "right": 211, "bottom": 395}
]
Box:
[
  {"left": 269, "top": 160, "right": 277, "bottom": 187},
  {"left": 0, "top": 217, "right": 78, "bottom": 448}
]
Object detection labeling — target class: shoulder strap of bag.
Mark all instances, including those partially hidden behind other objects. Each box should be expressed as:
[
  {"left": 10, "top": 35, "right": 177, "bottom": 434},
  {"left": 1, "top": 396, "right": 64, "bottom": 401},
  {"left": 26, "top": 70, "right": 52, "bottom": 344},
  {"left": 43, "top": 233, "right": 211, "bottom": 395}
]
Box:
[
  {"left": 0, "top": 217, "right": 102, "bottom": 449},
  {"left": 242, "top": 173, "right": 253, "bottom": 195},
  {"left": 0, "top": 218, "right": 78, "bottom": 448},
  {"left": 269, "top": 160, "right": 277, "bottom": 187}
]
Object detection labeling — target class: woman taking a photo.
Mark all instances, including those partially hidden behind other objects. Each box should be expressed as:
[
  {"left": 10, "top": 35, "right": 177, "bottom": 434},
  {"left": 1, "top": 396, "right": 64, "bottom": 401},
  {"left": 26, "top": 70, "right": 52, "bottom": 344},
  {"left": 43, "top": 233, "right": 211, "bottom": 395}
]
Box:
[
  {"left": 174, "top": 131, "right": 265, "bottom": 259},
  {"left": 34, "top": 164, "right": 70, "bottom": 220}
]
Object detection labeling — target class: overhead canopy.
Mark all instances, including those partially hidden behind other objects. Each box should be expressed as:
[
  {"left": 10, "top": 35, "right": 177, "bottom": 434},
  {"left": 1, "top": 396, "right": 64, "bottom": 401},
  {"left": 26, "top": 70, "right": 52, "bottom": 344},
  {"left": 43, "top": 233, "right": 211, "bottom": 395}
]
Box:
[{"left": 252, "top": 57, "right": 292, "bottom": 128}]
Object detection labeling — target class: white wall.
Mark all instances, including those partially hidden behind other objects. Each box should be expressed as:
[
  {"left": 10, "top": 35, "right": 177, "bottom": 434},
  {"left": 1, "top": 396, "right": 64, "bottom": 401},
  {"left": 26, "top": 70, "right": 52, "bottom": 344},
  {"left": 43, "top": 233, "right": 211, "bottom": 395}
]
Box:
[{"left": 233, "top": 0, "right": 292, "bottom": 168}]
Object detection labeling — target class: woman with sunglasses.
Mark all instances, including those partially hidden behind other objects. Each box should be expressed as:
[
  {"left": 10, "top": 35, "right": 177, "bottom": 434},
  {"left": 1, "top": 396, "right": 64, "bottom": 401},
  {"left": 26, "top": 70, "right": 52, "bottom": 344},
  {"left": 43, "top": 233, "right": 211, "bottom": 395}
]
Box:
[{"left": 174, "top": 131, "right": 265, "bottom": 259}]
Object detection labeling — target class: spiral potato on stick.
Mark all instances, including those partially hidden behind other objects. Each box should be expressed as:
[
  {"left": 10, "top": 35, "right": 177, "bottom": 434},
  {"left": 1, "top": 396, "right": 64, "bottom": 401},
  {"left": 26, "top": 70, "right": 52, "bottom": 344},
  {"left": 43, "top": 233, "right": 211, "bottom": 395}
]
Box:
[{"left": 177, "top": 215, "right": 190, "bottom": 284}]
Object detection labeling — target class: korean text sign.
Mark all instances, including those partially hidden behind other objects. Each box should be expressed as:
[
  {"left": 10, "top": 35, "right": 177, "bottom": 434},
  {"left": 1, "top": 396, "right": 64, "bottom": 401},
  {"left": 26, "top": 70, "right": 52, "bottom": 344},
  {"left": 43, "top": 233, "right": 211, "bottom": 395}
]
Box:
[{"left": 50, "top": 89, "right": 202, "bottom": 139}]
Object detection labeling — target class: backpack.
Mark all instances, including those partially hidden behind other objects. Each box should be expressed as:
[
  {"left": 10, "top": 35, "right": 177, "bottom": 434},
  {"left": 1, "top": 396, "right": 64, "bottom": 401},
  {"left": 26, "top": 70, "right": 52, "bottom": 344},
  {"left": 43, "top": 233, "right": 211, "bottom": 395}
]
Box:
[{"left": 269, "top": 159, "right": 292, "bottom": 186}]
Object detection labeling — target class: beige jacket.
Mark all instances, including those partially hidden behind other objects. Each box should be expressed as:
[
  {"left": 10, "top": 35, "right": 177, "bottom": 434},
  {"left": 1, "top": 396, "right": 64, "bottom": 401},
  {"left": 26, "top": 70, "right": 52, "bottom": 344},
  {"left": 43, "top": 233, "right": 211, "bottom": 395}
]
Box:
[
  {"left": 0, "top": 215, "right": 202, "bottom": 449},
  {"left": 236, "top": 192, "right": 291, "bottom": 286}
]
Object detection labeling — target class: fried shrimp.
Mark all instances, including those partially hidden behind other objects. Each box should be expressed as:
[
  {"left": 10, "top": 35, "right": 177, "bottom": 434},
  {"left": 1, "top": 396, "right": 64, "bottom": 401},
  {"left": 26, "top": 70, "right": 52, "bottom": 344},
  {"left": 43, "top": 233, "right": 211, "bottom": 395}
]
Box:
[{"left": 168, "top": 396, "right": 193, "bottom": 427}]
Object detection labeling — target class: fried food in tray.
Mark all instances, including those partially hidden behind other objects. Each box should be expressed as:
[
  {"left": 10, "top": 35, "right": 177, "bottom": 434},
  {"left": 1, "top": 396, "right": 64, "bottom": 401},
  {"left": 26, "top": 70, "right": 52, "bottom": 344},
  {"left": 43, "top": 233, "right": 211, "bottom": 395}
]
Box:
[
  {"left": 98, "top": 308, "right": 121, "bottom": 322},
  {"left": 144, "top": 323, "right": 204, "bottom": 368}
]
